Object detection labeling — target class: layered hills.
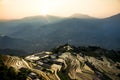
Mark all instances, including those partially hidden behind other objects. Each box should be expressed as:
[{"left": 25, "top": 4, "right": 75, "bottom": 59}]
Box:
[{"left": 0, "top": 14, "right": 120, "bottom": 52}]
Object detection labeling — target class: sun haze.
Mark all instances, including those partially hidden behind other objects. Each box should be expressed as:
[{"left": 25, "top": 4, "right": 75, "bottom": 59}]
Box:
[{"left": 0, "top": 0, "right": 120, "bottom": 20}]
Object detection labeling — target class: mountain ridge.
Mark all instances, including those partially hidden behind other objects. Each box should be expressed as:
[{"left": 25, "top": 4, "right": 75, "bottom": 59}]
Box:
[{"left": 70, "top": 13, "right": 96, "bottom": 19}]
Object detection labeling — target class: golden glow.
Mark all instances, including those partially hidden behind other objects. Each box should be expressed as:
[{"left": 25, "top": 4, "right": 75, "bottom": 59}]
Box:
[
  {"left": 0, "top": 0, "right": 120, "bottom": 20},
  {"left": 40, "top": 9, "right": 48, "bottom": 16}
]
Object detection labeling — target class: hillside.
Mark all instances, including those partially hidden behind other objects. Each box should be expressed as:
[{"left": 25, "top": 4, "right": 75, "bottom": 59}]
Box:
[
  {"left": 0, "top": 44, "right": 120, "bottom": 80},
  {"left": 0, "top": 35, "right": 34, "bottom": 52}
]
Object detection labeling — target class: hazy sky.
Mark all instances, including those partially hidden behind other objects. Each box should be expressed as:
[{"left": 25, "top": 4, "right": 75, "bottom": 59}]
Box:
[{"left": 0, "top": 0, "right": 120, "bottom": 20}]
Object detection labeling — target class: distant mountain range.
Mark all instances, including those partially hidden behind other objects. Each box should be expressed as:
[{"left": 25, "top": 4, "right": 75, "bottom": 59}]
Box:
[{"left": 0, "top": 13, "right": 120, "bottom": 51}]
